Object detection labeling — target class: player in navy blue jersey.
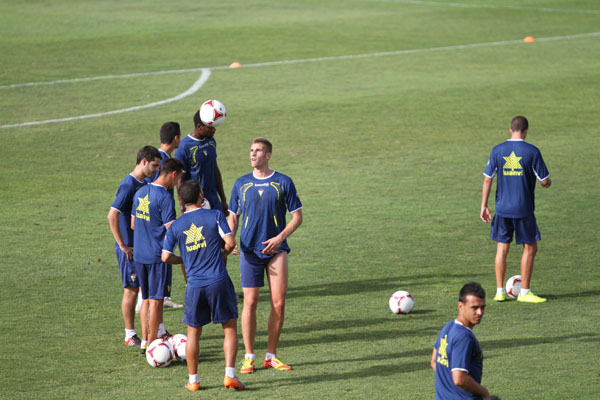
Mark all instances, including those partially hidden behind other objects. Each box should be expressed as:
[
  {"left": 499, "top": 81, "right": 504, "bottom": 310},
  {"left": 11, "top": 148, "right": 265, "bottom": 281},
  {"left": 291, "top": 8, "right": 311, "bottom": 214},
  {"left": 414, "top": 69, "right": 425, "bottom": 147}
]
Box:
[
  {"left": 431, "top": 282, "right": 490, "bottom": 400},
  {"left": 132, "top": 158, "right": 184, "bottom": 349},
  {"left": 175, "top": 108, "right": 228, "bottom": 215},
  {"left": 138, "top": 122, "right": 184, "bottom": 312},
  {"left": 107, "top": 146, "right": 161, "bottom": 348},
  {"left": 481, "top": 116, "right": 552, "bottom": 303},
  {"left": 162, "top": 180, "right": 245, "bottom": 391},
  {"left": 228, "top": 138, "right": 303, "bottom": 374}
]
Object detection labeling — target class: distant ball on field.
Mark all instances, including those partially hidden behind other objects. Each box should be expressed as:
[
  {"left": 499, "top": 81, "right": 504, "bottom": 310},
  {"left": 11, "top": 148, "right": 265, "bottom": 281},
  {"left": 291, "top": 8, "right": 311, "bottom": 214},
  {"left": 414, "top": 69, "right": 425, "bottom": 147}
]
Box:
[
  {"left": 169, "top": 334, "right": 187, "bottom": 362},
  {"left": 389, "top": 290, "right": 414, "bottom": 314},
  {"left": 505, "top": 275, "right": 522, "bottom": 299},
  {"left": 146, "top": 338, "right": 173, "bottom": 367},
  {"left": 200, "top": 99, "right": 227, "bottom": 127}
]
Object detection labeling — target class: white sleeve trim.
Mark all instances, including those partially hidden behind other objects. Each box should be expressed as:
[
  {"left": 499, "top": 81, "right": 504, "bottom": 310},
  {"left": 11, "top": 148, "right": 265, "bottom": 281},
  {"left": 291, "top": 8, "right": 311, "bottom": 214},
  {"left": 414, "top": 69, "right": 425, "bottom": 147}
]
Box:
[
  {"left": 162, "top": 249, "right": 174, "bottom": 254},
  {"left": 218, "top": 225, "right": 233, "bottom": 238},
  {"left": 110, "top": 206, "right": 122, "bottom": 214},
  {"left": 228, "top": 209, "right": 241, "bottom": 216},
  {"left": 451, "top": 368, "right": 469, "bottom": 373},
  {"left": 289, "top": 206, "right": 303, "bottom": 214}
]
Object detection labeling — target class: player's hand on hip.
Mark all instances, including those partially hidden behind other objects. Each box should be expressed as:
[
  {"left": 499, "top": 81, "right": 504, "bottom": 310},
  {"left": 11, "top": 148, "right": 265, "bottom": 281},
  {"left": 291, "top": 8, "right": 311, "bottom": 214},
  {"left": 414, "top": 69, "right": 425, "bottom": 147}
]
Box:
[
  {"left": 120, "top": 244, "right": 134, "bottom": 261},
  {"left": 261, "top": 237, "right": 282, "bottom": 255}
]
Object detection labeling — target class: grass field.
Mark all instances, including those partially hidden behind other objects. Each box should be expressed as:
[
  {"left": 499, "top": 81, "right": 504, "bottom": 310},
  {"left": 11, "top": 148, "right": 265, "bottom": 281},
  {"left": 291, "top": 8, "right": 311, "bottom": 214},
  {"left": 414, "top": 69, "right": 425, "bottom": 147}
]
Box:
[{"left": 1, "top": 1, "right": 599, "bottom": 398}]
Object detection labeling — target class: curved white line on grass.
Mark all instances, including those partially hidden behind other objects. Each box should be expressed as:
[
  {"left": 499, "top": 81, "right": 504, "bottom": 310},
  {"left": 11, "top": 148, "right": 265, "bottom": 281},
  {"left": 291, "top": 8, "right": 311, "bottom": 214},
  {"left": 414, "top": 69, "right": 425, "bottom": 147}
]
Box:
[
  {"left": 3, "top": 32, "right": 599, "bottom": 91},
  {"left": 0, "top": 69, "right": 211, "bottom": 129},
  {"left": 377, "top": 0, "right": 600, "bottom": 14}
]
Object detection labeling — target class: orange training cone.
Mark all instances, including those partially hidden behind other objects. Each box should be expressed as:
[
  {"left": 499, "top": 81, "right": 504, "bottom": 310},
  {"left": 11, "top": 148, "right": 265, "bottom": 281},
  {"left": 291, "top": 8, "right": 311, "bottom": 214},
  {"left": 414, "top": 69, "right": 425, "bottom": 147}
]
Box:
[
  {"left": 523, "top": 36, "right": 536, "bottom": 43},
  {"left": 229, "top": 62, "right": 242, "bottom": 68}
]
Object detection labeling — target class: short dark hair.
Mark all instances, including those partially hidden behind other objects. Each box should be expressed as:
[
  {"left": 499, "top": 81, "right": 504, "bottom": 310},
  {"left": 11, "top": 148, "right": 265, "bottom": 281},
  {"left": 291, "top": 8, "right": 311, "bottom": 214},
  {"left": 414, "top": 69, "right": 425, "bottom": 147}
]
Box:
[
  {"left": 136, "top": 145, "right": 161, "bottom": 165},
  {"left": 159, "top": 158, "right": 184, "bottom": 176},
  {"left": 180, "top": 180, "right": 202, "bottom": 205},
  {"left": 193, "top": 109, "right": 205, "bottom": 128},
  {"left": 252, "top": 137, "right": 272, "bottom": 154},
  {"left": 160, "top": 122, "right": 180, "bottom": 144},
  {"left": 511, "top": 116, "right": 529, "bottom": 133},
  {"left": 459, "top": 282, "right": 486, "bottom": 303}
]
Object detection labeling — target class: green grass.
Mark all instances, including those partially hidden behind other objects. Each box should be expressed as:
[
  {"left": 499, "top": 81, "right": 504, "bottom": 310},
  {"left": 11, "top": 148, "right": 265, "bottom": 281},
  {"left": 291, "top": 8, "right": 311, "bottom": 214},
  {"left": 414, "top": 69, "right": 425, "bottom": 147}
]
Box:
[{"left": 1, "top": 1, "right": 599, "bottom": 398}]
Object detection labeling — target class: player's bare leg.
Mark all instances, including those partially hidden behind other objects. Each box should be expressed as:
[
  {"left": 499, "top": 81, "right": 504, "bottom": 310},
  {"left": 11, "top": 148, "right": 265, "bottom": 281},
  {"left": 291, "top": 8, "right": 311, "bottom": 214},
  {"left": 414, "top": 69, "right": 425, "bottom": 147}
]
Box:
[
  {"left": 222, "top": 318, "right": 238, "bottom": 367},
  {"left": 520, "top": 242, "right": 538, "bottom": 290},
  {"left": 122, "top": 286, "right": 138, "bottom": 330},
  {"left": 242, "top": 287, "right": 260, "bottom": 355},
  {"left": 140, "top": 299, "right": 149, "bottom": 342},
  {"left": 185, "top": 325, "right": 201, "bottom": 391},
  {"left": 266, "top": 252, "right": 288, "bottom": 355},
  {"left": 494, "top": 243, "right": 510, "bottom": 289},
  {"left": 147, "top": 298, "right": 163, "bottom": 344}
]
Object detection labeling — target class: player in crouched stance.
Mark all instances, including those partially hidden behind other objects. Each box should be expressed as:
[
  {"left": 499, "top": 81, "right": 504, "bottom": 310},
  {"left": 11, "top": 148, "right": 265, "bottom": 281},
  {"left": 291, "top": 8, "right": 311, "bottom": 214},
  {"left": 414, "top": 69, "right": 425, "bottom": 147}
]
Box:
[
  {"left": 431, "top": 282, "right": 489, "bottom": 400},
  {"left": 162, "top": 180, "right": 245, "bottom": 391}
]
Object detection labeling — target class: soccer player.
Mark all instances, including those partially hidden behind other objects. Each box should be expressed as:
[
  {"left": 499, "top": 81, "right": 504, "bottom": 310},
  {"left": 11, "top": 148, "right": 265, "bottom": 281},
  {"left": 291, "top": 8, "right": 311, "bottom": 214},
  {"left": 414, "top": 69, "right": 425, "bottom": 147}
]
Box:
[
  {"left": 162, "top": 180, "right": 245, "bottom": 391},
  {"left": 132, "top": 158, "right": 184, "bottom": 351},
  {"left": 431, "top": 282, "right": 489, "bottom": 400},
  {"left": 136, "top": 122, "right": 184, "bottom": 311},
  {"left": 481, "top": 116, "right": 552, "bottom": 303},
  {"left": 228, "top": 138, "right": 303, "bottom": 374},
  {"left": 175, "top": 108, "right": 228, "bottom": 215},
  {"left": 107, "top": 146, "right": 161, "bottom": 347}
]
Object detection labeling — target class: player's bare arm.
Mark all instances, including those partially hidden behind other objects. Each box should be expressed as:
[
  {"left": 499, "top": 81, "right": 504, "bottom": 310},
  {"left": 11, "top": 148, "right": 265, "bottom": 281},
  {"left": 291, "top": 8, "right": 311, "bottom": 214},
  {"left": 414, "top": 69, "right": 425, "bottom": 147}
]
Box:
[
  {"left": 262, "top": 209, "right": 303, "bottom": 255},
  {"left": 107, "top": 208, "right": 133, "bottom": 260},
  {"left": 215, "top": 163, "right": 228, "bottom": 216},
  {"left": 480, "top": 177, "right": 493, "bottom": 223},
  {"left": 161, "top": 250, "right": 183, "bottom": 265},
  {"left": 430, "top": 348, "right": 437, "bottom": 371},
  {"left": 541, "top": 177, "right": 552, "bottom": 188},
  {"left": 452, "top": 370, "right": 489, "bottom": 398},
  {"left": 176, "top": 177, "right": 186, "bottom": 214}
]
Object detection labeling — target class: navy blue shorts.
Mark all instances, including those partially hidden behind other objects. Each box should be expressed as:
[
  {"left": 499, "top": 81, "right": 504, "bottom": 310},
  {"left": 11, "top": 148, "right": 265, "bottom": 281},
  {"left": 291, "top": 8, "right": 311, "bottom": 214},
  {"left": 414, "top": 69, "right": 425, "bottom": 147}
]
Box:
[
  {"left": 491, "top": 214, "right": 541, "bottom": 245},
  {"left": 183, "top": 276, "right": 238, "bottom": 327},
  {"left": 115, "top": 243, "right": 139, "bottom": 288},
  {"left": 240, "top": 250, "right": 286, "bottom": 288},
  {"left": 137, "top": 262, "right": 170, "bottom": 300}
]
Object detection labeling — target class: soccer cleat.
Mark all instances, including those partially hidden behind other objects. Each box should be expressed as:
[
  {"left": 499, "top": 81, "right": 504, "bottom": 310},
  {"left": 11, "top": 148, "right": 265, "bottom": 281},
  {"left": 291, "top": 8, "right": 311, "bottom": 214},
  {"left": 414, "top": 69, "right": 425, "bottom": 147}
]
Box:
[
  {"left": 185, "top": 382, "right": 200, "bottom": 392},
  {"left": 264, "top": 357, "right": 292, "bottom": 371},
  {"left": 140, "top": 343, "right": 147, "bottom": 355},
  {"left": 517, "top": 292, "right": 547, "bottom": 303},
  {"left": 163, "top": 297, "right": 183, "bottom": 309},
  {"left": 224, "top": 376, "right": 246, "bottom": 390},
  {"left": 160, "top": 330, "right": 172, "bottom": 340},
  {"left": 124, "top": 334, "right": 141, "bottom": 347},
  {"left": 493, "top": 292, "right": 507, "bottom": 302},
  {"left": 240, "top": 358, "right": 255, "bottom": 374}
]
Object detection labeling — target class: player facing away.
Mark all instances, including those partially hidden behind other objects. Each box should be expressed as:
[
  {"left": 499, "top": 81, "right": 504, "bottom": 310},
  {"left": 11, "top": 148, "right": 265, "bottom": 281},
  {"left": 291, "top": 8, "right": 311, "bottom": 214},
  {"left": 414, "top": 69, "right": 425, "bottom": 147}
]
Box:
[
  {"left": 175, "top": 108, "right": 228, "bottom": 215},
  {"left": 162, "top": 180, "right": 245, "bottom": 391},
  {"left": 136, "top": 122, "right": 185, "bottom": 312},
  {"left": 431, "top": 282, "right": 489, "bottom": 400},
  {"left": 481, "top": 116, "right": 552, "bottom": 303},
  {"left": 107, "top": 146, "right": 161, "bottom": 348},
  {"left": 132, "top": 158, "right": 184, "bottom": 352},
  {"left": 228, "top": 138, "right": 303, "bottom": 374}
]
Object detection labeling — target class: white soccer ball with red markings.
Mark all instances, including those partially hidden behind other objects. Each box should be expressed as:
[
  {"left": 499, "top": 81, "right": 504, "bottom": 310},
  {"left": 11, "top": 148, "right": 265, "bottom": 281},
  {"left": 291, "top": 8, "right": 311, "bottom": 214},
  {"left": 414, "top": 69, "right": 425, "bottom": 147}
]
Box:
[
  {"left": 199, "top": 99, "right": 227, "bottom": 126},
  {"left": 505, "top": 275, "right": 522, "bottom": 299},
  {"left": 169, "top": 334, "right": 187, "bottom": 362},
  {"left": 146, "top": 338, "right": 173, "bottom": 367},
  {"left": 389, "top": 290, "right": 414, "bottom": 314}
]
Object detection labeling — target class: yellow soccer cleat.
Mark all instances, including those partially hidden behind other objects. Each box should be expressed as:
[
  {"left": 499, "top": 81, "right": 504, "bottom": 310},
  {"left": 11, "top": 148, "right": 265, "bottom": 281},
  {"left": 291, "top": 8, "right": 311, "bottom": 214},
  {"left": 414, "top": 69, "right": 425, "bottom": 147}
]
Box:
[
  {"left": 264, "top": 357, "right": 293, "bottom": 371},
  {"left": 493, "top": 292, "right": 507, "bottom": 302},
  {"left": 240, "top": 358, "right": 255, "bottom": 374},
  {"left": 517, "top": 292, "right": 547, "bottom": 303}
]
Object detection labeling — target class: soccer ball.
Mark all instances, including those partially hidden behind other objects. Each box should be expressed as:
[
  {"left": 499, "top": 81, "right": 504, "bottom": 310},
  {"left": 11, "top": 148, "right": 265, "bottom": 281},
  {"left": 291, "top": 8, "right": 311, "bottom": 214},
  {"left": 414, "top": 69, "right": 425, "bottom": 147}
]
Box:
[
  {"left": 169, "top": 334, "right": 187, "bottom": 362},
  {"left": 505, "top": 275, "right": 522, "bottom": 299},
  {"left": 146, "top": 338, "right": 173, "bottom": 367},
  {"left": 199, "top": 99, "right": 227, "bottom": 127},
  {"left": 389, "top": 290, "right": 414, "bottom": 314}
]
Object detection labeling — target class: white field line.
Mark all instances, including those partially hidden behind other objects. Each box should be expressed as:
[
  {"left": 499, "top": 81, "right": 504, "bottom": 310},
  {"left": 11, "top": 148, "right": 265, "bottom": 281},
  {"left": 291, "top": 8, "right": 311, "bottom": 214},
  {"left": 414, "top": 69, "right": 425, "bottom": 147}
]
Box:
[
  {"left": 0, "top": 69, "right": 211, "bottom": 129},
  {"left": 1, "top": 31, "right": 599, "bottom": 129},
  {"left": 377, "top": 0, "right": 600, "bottom": 15}
]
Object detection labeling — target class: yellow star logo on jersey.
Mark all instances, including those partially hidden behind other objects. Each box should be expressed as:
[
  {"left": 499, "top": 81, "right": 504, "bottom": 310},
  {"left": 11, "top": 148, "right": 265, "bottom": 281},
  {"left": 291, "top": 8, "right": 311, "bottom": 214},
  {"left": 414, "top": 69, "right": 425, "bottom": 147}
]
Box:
[
  {"left": 184, "top": 223, "right": 207, "bottom": 251},
  {"left": 137, "top": 194, "right": 150, "bottom": 214},
  {"left": 437, "top": 334, "right": 449, "bottom": 367},
  {"left": 503, "top": 151, "right": 522, "bottom": 170},
  {"left": 184, "top": 223, "right": 205, "bottom": 244}
]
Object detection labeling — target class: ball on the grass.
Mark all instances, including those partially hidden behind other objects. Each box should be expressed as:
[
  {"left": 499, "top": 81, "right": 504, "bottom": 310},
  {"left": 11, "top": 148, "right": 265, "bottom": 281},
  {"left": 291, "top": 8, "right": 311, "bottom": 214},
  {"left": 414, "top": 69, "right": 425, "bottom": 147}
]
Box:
[
  {"left": 389, "top": 290, "right": 414, "bottom": 314},
  {"left": 199, "top": 99, "right": 227, "bottom": 127},
  {"left": 146, "top": 338, "right": 173, "bottom": 367},
  {"left": 505, "top": 275, "right": 522, "bottom": 299},
  {"left": 169, "top": 334, "right": 187, "bottom": 362}
]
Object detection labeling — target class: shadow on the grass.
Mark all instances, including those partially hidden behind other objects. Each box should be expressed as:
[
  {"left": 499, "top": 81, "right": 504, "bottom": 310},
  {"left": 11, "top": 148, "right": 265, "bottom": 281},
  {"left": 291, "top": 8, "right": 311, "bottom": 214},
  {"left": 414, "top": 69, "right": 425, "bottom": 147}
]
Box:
[
  {"left": 543, "top": 289, "right": 600, "bottom": 300},
  {"left": 481, "top": 332, "right": 599, "bottom": 350}
]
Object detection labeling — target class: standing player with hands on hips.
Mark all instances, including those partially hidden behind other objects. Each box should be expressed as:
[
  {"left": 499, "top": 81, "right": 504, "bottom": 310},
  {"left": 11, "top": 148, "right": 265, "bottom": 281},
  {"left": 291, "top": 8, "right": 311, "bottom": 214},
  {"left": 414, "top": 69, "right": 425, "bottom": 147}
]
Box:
[
  {"left": 228, "top": 138, "right": 303, "bottom": 374},
  {"left": 481, "top": 116, "right": 551, "bottom": 303}
]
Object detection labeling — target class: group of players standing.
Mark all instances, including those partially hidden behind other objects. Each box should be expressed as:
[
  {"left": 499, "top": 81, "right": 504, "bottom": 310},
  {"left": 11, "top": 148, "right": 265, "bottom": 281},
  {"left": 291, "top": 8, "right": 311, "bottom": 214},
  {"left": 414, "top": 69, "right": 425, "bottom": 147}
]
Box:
[{"left": 107, "top": 105, "right": 303, "bottom": 391}]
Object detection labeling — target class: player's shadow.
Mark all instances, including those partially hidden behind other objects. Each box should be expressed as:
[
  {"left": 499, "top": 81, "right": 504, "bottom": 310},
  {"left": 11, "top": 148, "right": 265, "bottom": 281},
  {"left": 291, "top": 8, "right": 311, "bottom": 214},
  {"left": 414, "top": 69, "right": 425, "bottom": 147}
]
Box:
[
  {"left": 542, "top": 289, "right": 600, "bottom": 300},
  {"left": 283, "top": 272, "right": 486, "bottom": 300},
  {"left": 481, "top": 332, "right": 599, "bottom": 350}
]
